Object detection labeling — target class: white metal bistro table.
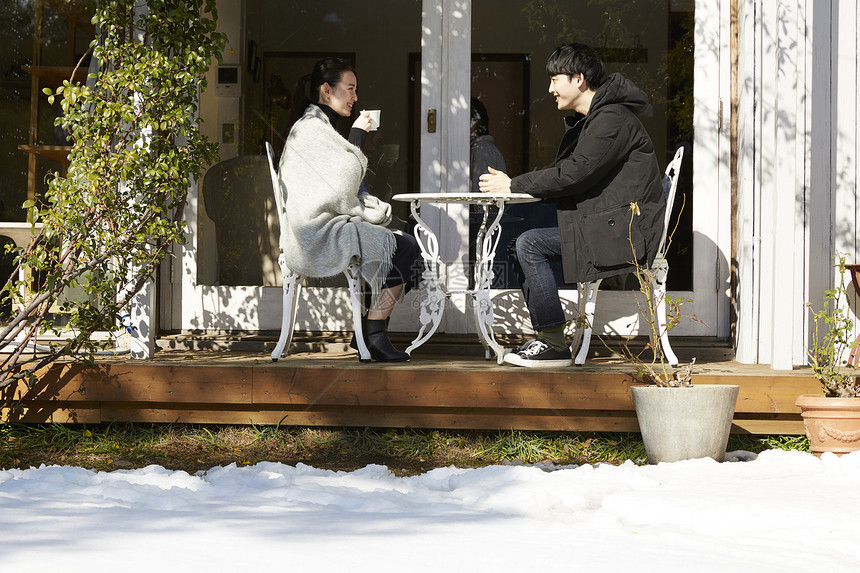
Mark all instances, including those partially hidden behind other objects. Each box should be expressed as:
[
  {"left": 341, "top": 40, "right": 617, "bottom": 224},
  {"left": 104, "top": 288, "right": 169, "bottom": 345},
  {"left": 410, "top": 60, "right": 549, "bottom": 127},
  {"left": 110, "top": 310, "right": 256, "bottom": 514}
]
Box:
[{"left": 392, "top": 192, "right": 539, "bottom": 364}]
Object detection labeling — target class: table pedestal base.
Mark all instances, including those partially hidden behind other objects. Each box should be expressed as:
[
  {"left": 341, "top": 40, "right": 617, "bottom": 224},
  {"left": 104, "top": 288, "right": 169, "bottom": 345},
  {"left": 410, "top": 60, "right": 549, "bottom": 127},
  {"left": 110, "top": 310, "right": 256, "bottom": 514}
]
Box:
[{"left": 396, "top": 194, "right": 537, "bottom": 364}]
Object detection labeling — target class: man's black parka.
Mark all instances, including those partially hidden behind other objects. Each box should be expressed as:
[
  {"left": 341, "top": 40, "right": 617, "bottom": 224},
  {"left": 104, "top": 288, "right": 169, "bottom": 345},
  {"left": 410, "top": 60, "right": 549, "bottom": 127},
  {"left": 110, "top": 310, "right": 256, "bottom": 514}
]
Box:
[{"left": 510, "top": 72, "right": 666, "bottom": 284}]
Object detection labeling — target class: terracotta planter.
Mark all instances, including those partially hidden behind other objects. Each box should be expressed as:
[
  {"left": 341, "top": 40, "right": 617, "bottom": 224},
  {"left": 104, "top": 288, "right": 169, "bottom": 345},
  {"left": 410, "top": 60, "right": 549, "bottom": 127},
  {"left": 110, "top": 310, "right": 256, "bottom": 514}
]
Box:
[
  {"left": 796, "top": 394, "right": 860, "bottom": 456},
  {"left": 631, "top": 384, "right": 740, "bottom": 464}
]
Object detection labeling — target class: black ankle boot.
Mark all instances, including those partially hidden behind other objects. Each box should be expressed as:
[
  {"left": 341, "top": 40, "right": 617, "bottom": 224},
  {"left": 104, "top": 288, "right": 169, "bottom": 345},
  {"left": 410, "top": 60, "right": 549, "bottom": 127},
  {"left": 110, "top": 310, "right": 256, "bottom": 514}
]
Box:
[{"left": 364, "top": 319, "right": 409, "bottom": 362}]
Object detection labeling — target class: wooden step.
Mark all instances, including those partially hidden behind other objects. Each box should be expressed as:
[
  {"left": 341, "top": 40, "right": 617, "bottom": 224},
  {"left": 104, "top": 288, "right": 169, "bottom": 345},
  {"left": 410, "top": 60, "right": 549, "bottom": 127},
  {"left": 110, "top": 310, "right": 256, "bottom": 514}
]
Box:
[{"left": 2, "top": 348, "right": 819, "bottom": 435}]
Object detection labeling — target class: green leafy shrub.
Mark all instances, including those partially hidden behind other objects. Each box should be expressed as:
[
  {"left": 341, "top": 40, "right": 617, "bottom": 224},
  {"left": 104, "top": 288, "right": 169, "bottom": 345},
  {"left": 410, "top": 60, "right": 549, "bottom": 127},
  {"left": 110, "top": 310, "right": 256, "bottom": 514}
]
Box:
[
  {"left": 806, "top": 253, "right": 860, "bottom": 397},
  {"left": 0, "top": 0, "right": 225, "bottom": 389}
]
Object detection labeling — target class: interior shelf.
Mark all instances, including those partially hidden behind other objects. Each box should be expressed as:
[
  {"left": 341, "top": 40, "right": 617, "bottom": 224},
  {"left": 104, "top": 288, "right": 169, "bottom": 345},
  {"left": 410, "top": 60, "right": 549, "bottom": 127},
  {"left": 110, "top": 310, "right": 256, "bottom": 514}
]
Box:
[
  {"left": 22, "top": 65, "right": 89, "bottom": 87},
  {"left": 17, "top": 145, "right": 72, "bottom": 163}
]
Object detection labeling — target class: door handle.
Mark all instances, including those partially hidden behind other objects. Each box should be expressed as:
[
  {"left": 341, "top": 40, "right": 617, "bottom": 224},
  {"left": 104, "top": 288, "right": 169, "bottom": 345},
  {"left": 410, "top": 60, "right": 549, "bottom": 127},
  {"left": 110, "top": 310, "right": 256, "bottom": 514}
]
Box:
[{"left": 427, "top": 108, "right": 436, "bottom": 133}]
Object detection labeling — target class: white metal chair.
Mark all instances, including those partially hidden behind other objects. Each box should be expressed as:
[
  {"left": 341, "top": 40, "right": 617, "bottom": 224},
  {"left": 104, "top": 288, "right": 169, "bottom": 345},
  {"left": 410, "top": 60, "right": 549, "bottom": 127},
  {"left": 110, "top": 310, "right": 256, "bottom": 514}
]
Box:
[
  {"left": 570, "top": 146, "right": 685, "bottom": 366},
  {"left": 265, "top": 142, "right": 370, "bottom": 362}
]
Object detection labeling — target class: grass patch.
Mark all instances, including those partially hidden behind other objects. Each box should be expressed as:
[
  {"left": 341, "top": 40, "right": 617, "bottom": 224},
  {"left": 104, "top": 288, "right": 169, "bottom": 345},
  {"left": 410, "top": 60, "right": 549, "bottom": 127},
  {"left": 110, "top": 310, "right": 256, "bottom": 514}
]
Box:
[
  {"left": 0, "top": 423, "right": 810, "bottom": 476},
  {"left": 727, "top": 433, "right": 811, "bottom": 453}
]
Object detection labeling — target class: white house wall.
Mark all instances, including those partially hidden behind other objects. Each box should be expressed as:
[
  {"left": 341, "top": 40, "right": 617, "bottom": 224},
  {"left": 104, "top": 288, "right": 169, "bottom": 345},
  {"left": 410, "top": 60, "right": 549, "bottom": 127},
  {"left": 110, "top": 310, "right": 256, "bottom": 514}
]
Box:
[
  {"left": 835, "top": 2, "right": 860, "bottom": 262},
  {"left": 834, "top": 0, "right": 860, "bottom": 351},
  {"left": 736, "top": 0, "right": 858, "bottom": 368},
  {"left": 735, "top": 0, "right": 756, "bottom": 364}
]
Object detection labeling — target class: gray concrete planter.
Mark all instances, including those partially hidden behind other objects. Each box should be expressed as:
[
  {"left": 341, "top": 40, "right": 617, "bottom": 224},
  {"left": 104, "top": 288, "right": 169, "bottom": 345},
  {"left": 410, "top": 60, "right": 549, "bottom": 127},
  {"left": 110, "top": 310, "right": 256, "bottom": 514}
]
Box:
[{"left": 631, "top": 384, "right": 740, "bottom": 464}]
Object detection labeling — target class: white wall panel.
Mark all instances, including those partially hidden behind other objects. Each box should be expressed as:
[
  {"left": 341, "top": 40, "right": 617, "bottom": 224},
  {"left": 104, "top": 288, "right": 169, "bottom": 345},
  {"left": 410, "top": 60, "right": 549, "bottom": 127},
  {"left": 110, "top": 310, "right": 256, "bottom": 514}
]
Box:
[
  {"left": 736, "top": 0, "right": 860, "bottom": 367},
  {"left": 735, "top": 0, "right": 757, "bottom": 363}
]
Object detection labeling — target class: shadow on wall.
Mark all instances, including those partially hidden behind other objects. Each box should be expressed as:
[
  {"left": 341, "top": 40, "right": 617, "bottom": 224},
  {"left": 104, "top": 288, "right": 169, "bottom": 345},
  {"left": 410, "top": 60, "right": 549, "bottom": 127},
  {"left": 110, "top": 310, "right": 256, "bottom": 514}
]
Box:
[{"left": 189, "top": 284, "right": 359, "bottom": 333}]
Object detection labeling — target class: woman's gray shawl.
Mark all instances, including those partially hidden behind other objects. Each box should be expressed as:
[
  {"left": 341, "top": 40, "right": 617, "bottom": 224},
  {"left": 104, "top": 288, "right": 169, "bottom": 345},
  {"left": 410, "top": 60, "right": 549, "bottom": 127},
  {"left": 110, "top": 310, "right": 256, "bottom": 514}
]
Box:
[{"left": 277, "top": 104, "right": 395, "bottom": 306}]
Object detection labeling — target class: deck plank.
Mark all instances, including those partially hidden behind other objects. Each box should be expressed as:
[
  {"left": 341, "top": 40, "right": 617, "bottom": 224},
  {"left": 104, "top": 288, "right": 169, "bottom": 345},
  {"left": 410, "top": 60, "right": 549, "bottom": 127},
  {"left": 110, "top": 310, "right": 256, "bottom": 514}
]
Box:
[{"left": 1, "top": 349, "right": 822, "bottom": 434}]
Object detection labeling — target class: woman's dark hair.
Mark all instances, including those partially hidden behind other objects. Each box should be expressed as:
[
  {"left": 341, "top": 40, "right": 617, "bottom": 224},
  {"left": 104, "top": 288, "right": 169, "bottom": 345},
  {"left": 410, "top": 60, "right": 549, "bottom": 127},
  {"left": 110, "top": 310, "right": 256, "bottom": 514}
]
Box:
[
  {"left": 545, "top": 43, "right": 605, "bottom": 89},
  {"left": 470, "top": 97, "right": 489, "bottom": 137},
  {"left": 285, "top": 57, "right": 355, "bottom": 135},
  {"left": 294, "top": 57, "right": 355, "bottom": 109}
]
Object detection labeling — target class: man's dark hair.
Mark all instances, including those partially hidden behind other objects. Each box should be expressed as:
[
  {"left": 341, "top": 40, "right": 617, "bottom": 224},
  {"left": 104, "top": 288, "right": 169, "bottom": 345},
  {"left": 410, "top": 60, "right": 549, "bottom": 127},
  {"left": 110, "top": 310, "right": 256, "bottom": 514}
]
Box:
[{"left": 545, "top": 43, "right": 605, "bottom": 89}]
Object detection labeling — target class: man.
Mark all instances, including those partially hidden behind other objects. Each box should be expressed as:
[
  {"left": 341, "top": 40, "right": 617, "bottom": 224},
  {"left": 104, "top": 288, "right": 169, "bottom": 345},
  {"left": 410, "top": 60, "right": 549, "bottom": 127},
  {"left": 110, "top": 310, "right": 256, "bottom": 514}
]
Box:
[{"left": 478, "top": 43, "right": 665, "bottom": 367}]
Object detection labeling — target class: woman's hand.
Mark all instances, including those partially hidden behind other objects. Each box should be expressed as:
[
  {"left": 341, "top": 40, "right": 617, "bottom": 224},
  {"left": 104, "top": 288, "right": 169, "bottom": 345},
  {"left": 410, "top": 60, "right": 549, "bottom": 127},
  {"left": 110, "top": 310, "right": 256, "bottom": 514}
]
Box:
[
  {"left": 478, "top": 166, "right": 512, "bottom": 194},
  {"left": 352, "top": 110, "right": 373, "bottom": 132}
]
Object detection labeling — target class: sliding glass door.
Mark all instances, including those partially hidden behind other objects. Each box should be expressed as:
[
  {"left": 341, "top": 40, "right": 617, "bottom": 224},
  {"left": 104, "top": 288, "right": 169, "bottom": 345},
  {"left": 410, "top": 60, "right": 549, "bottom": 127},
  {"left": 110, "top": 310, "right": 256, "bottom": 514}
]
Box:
[{"left": 167, "top": 0, "right": 729, "bottom": 341}]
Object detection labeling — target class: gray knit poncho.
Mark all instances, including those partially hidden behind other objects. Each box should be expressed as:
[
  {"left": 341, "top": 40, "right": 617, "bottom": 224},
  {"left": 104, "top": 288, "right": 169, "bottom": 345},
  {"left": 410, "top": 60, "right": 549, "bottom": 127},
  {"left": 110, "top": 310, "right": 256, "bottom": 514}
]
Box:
[{"left": 276, "top": 104, "right": 395, "bottom": 306}]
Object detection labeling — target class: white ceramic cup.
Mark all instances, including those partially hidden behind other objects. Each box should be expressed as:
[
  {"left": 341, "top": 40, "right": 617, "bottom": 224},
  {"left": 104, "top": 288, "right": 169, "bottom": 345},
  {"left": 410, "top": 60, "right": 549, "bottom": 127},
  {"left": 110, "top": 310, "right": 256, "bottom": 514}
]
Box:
[{"left": 367, "top": 109, "right": 381, "bottom": 131}]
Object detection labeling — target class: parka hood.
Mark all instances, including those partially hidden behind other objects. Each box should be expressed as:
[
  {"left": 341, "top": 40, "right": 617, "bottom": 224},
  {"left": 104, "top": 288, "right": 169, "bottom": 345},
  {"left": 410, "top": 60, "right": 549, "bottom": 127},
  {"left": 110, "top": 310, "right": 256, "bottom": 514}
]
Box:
[{"left": 588, "top": 72, "right": 652, "bottom": 116}]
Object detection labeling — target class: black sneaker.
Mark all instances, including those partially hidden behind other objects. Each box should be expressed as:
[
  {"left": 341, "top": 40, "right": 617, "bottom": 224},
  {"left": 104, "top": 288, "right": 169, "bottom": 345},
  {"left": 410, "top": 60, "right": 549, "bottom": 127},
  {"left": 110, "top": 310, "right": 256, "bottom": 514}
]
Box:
[
  {"left": 510, "top": 338, "right": 538, "bottom": 353},
  {"left": 503, "top": 339, "right": 572, "bottom": 367}
]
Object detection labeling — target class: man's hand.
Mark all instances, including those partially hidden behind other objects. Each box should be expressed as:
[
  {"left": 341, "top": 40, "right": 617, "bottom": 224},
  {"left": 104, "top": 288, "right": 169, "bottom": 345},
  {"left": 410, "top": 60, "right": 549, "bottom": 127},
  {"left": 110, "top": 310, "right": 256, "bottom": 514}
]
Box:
[{"left": 478, "top": 166, "right": 512, "bottom": 194}]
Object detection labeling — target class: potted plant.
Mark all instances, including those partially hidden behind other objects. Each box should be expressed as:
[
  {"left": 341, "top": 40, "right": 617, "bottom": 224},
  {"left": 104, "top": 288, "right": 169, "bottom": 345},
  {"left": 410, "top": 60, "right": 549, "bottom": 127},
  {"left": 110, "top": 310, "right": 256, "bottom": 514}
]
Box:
[
  {"left": 796, "top": 253, "right": 860, "bottom": 456},
  {"left": 612, "top": 203, "right": 739, "bottom": 464}
]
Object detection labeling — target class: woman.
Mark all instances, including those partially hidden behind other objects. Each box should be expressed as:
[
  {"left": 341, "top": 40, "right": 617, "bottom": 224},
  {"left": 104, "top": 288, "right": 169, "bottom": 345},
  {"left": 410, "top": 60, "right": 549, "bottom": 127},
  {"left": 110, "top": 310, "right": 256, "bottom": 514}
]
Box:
[{"left": 277, "top": 57, "right": 420, "bottom": 362}]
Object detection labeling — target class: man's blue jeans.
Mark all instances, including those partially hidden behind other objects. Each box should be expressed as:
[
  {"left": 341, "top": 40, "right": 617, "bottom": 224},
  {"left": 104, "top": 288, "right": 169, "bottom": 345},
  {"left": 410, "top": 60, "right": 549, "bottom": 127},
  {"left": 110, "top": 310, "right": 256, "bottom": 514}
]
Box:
[{"left": 511, "top": 227, "right": 568, "bottom": 331}]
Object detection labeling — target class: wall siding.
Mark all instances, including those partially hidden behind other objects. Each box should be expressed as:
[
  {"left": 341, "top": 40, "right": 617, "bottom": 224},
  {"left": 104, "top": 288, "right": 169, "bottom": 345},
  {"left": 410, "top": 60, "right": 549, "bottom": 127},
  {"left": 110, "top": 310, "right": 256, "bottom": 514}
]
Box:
[{"left": 737, "top": 0, "right": 860, "bottom": 367}]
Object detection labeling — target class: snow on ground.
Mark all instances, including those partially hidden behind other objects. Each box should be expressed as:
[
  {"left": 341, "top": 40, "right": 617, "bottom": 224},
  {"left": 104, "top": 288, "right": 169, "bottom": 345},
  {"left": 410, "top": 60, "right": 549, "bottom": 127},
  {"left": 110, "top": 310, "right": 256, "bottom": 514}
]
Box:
[{"left": 1, "top": 449, "right": 858, "bottom": 572}]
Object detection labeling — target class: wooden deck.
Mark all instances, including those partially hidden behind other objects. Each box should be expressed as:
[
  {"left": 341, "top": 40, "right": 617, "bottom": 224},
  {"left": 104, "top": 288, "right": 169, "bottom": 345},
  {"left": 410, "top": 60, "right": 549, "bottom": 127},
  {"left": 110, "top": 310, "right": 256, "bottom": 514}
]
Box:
[{"left": 1, "top": 334, "right": 820, "bottom": 434}]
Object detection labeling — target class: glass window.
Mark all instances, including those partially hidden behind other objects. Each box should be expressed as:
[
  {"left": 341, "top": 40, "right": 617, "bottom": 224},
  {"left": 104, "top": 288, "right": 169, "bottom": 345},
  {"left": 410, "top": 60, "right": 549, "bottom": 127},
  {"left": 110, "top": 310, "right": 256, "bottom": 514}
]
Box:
[
  {"left": 0, "top": 1, "right": 94, "bottom": 309},
  {"left": 198, "top": 0, "right": 421, "bottom": 287},
  {"left": 471, "top": 0, "right": 694, "bottom": 290},
  {"left": 0, "top": 2, "right": 33, "bottom": 225},
  {"left": 0, "top": 1, "right": 93, "bottom": 225}
]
